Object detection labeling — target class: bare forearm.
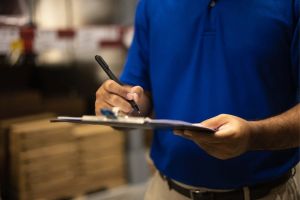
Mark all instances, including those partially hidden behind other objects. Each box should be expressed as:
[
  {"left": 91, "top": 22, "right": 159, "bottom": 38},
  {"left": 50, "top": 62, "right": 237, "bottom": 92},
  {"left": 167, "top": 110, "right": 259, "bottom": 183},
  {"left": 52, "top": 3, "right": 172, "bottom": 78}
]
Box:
[{"left": 249, "top": 104, "right": 300, "bottom": 150}]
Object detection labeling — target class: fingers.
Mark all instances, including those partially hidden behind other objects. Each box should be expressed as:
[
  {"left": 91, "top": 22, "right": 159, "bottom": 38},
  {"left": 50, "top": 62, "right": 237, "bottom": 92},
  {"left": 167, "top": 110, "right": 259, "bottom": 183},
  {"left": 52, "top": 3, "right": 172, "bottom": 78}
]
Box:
[
  {"left": 198, "top": 143, "right": 233, "bottom": 160},
  {"left": 200, "top": 114, "right": 230, "bottom": 130},
  {"left": 173, "top": 129, "right": 183, "bottom": 135},
  {"left": 102, "top": 93, "right": 132, "bottom": 113},
  {"left": 173, "top": 129, "right": 186, "bottom": 138},
  {"left": 172, "top": 115, "right": 235, "bottom": 144},
  {"left": 172, "top": 114, "right": 250, "bottom": 160},
  {"left": 95, "top": 80, "right": 144, "bottom": 115},
  {"left": 178, "top": 120, "right": 235, "bottom": 143},
  {"left": 181, "top": 130, "right": 223, "bottom": 144},
  {"left": 94, "top": 101, "right": 111, "bottom": 115},
  {"left": 103, "top": 80, "right": 131, "bottom": 98},
  {"left": 173, "top": 130, "right": 231, "bottom": 159}
]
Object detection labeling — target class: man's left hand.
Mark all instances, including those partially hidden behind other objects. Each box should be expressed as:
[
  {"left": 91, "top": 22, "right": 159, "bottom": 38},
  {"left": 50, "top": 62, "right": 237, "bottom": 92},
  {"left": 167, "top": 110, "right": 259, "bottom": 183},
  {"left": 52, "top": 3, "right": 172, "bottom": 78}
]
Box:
[{"left": 174, "top": 114, "right": 254, "bottom": 160}]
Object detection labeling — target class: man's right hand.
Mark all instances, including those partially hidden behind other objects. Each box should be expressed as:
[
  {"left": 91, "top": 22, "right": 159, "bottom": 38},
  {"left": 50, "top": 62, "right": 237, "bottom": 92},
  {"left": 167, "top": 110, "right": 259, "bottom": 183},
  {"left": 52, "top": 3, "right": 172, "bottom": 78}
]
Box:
[{"left": 95, "top": 80, "right": 145, "bottom": 115}]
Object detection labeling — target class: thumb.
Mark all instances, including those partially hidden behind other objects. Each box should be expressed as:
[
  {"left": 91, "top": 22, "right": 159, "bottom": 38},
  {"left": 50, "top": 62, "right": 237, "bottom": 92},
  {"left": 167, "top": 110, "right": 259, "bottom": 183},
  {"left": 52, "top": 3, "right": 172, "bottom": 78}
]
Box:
[{"left": 200, "top": 114, "right": 229, "bottom": 130}]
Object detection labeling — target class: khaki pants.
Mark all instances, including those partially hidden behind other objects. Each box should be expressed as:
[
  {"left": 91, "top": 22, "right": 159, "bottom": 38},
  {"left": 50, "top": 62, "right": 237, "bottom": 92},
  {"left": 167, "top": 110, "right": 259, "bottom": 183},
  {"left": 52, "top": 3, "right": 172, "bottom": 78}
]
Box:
[{"left": 144, "top": 172, "right": 300, "bottom": 200}]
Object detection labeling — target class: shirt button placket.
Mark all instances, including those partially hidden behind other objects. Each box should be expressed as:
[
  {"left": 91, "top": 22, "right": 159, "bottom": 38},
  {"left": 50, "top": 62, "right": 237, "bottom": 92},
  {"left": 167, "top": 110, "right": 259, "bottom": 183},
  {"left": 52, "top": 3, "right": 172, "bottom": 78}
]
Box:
[{"left": 209, "top": 0, "right": 216, "bottom": 8}]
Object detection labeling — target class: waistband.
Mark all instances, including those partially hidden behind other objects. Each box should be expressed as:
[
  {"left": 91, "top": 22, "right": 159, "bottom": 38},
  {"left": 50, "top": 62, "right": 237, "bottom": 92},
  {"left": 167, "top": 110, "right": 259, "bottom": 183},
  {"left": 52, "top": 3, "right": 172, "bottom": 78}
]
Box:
[{"left": 159, "top": 170, "right": 293, "bottom": 200}]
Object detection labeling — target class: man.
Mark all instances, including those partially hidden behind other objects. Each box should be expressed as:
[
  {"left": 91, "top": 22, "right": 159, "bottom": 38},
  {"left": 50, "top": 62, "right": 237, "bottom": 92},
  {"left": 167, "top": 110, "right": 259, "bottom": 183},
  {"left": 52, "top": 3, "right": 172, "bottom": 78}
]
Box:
[{"left": 95, "top": 0, "right": 300, "bottom": 199}]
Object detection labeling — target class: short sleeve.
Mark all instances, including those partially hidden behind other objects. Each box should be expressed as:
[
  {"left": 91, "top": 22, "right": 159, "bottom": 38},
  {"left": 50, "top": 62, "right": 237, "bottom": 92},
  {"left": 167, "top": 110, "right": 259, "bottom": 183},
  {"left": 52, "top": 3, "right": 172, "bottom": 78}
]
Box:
[
  {"left": 120, "top": 0, "right": 151, "bottom": 91},
  {"left": 291, "top": 0, "right": 300, "bottom": 100}
]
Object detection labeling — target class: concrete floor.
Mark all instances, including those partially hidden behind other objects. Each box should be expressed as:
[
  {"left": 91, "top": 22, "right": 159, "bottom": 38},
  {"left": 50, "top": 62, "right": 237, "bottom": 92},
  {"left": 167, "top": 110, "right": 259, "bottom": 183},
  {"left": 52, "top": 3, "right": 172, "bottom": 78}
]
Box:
[{"left": 73, "top": 183, "right": 148, "bottom": 200}]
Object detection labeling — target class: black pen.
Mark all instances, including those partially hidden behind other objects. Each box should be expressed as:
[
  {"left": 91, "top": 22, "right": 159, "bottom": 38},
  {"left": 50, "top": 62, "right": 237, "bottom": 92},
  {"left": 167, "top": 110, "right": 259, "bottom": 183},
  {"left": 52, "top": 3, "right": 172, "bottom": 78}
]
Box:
[{"left": 95, "top": 55, "right": 140, "bottom": 114}]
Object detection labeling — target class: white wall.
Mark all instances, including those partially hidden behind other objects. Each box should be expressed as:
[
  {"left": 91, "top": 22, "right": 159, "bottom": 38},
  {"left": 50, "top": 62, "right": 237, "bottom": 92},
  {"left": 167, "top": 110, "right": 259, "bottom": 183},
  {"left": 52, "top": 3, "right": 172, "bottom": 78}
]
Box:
[{"left": 34, "top": 0, "right": 137, "bottom": 28}]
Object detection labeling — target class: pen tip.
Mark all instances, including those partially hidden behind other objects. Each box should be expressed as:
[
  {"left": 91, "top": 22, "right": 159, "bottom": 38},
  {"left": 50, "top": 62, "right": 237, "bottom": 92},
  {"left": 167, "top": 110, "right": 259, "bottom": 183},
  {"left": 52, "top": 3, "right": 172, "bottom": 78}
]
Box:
[{"left": 134, "top": 110, "right": 141, "bottom": 116}]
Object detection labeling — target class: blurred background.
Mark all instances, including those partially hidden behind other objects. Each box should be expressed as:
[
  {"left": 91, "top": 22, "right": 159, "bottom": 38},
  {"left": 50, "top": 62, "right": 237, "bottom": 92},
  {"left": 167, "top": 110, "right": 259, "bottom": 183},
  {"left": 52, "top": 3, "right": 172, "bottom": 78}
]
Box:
[
  {"left": 0, "top": 0, "right": 154, "bottom": 199},
  {"left": 1, "top": 1, "right": 299, "bottom": 200}
]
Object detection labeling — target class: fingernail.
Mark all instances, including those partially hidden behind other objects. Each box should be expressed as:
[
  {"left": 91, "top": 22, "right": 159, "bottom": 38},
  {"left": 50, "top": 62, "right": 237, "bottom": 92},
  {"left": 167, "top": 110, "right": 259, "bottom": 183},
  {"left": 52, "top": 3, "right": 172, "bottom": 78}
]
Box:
[
  {"left": 174, "top": 133, "right": 185, "bottom": 138},
  {"left": 183, "top": 132, "right": 193, "bottom": 137},
  {"left": 133, "top": 93, "right": 138, "bottom": 102}
]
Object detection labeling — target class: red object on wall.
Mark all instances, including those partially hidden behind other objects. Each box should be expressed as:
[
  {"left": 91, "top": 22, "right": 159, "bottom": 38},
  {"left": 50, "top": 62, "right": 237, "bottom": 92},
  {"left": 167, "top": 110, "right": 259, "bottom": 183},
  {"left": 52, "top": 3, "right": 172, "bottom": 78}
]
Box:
[
  {"left": 57, "top": 29, "right": 75, "bottom": 38},
  {"left": 19, "top": 26, "right": 35, "bottom": 54}
]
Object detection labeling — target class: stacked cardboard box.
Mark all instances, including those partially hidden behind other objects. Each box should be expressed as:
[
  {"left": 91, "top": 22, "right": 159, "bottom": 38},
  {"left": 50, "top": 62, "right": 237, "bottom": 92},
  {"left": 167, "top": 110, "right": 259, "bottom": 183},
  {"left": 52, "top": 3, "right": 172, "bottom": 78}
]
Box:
[
  {"left": 74, "top": 125, "right": 126, "bottom": 192},
  {"left": 0, "top": 113, "right": 55, "bottom": 200},
  {"left": 2, "top": 115, "right": 126, "bottom": 200},
  {"left": 9, "top": 118, "right": 77, "bottom": 200}
]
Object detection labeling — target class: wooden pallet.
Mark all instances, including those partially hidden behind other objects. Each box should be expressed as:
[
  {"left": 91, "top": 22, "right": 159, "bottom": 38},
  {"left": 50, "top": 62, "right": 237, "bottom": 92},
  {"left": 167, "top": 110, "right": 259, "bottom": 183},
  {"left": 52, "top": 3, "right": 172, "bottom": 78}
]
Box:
[{"left": 4, "top": 116, "right": 127, "bottom": 200}]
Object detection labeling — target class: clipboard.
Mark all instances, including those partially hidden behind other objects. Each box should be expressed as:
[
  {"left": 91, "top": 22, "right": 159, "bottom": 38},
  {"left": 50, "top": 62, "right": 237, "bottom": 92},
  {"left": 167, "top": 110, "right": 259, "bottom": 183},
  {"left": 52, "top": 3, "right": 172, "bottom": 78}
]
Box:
[{"left": 50, "top": 115, "right": 215, "bottom": 133}]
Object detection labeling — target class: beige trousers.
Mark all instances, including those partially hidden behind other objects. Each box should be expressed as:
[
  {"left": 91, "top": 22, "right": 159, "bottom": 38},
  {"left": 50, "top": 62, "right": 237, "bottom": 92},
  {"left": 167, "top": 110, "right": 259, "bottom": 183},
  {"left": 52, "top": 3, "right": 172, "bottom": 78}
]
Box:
[{"left": 144, "top": 172, "right": 300, "bottom": 200}]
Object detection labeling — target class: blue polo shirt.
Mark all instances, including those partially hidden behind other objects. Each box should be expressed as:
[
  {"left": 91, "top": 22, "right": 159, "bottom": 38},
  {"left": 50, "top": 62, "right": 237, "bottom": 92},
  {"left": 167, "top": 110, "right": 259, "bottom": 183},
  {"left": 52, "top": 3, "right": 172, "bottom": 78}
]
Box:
[{"left": 120, "top": 0, "right": 300, "bottom": 189}]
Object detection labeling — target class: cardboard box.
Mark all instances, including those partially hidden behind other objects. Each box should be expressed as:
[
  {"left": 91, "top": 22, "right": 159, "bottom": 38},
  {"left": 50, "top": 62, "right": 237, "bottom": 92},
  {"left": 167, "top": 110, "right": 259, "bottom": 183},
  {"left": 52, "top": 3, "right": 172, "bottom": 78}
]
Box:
[
  {"left": 0, "top": 113, "right": 55, "bottom": 200},
  {"left": 4, "top": 117, "right": 126, "bottom": 200}
]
